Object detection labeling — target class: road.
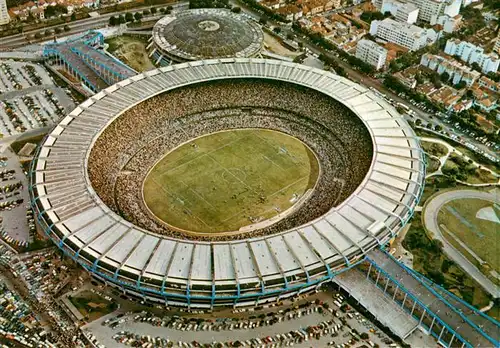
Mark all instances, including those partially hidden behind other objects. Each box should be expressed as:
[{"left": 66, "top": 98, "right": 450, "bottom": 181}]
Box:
[
  {"left": 422, "top": 189, "right": 499, "bottom": 298},
  {"left": 0, "top": 2, "right": 188, "bottom": 49}
]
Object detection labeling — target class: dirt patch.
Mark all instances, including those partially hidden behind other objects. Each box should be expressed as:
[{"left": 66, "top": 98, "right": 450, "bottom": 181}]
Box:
[{"left": 106, "top": 35, "right": 155, "bottom": 72}]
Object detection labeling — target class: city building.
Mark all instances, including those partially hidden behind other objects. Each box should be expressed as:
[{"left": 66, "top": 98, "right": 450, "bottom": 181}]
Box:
[
  {"left": 0, "top": 0, "right": 10, "bottom": 25},
  {"left": 356, "top": 39, "right": 388, "bottom": 70},
  {"left": 381, "top": 0, "right": 419, "bottom": 24},
  {"left": 369, "top": 18, "right": 436, "bottom": 51},
  {"left": 433, "top": 14, "right": 462, "bottom": 33},
  {"left": 420, "top": 53, "right": 481, "bottom": 86},
  {"left": 374, "top": 0, "right": 460, "bottom": 23},
  {"left": 493, "top": 32, "right": 500, "bottom": 55},
  {"left": 478, "top": 76, "right": 500, "bottom": 93},
  {"left": 444, "top": 38, "right": 500, "bottom": 74}
]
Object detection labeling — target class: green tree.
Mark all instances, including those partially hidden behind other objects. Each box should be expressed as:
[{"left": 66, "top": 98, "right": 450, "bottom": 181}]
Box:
[
  {"left": 143, "top": 9, "right": 150, "bottom": 15},
  {"left": 118, "top": 15, "right": 126, "bottom": 24},
  {"left": 440, "top": 71, "right": 450, "bottom": 82},
  {"left": 134, "top": 12, "right": 143, "bottom": 21},
  {"left": 150, "top": 7, "right": 157, "bottom": 14},
  {"left": 109, "top": 16, "right": 117, "bottom": 26},
  {"left": 231, "top": 6, "right": 241, "bottom": 13},
  {"left": 125, "top": 12, "right": 134, "bottom": 22},
  {"left": 63, "top": 25, "right": 70, "bottom": 31}
]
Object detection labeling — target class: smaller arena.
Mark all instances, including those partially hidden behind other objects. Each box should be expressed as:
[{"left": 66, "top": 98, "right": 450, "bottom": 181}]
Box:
[{"left": 149, "top": 8, "right": 263, "bottom": 65}]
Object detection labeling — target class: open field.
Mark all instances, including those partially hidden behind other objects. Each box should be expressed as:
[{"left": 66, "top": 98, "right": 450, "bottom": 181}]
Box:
[
  {"left": 105, "top": 35, "right": 155, "bottom": 72},
  {"left": 69, "top": 291, "right": 117, "bottom": 322},
  {"left": 437, "top": 198, "right": 499, "bottom": 273},
  {"left": 143, "top": 129, "right": 319, "bottom": 234},
  {"left": 421, "top": 141, "right": 448, "bottom": 157}
]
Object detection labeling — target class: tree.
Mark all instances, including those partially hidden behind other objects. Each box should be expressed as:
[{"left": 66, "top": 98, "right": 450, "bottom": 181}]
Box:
[
  {"left": 273, "top": 27, "right": 281, "bottom": 34},
  {"left": 125, "top": 12, "right": 134, "bottom": 22},
  {"left": 360, "top": 333, "right": 369, "bottom": 340},
  {"left": 109, "top": 16, "right": 117, "bottom": 26},
  {"left": 150, "top": 7, "right": 157, "bottom": 14},
  {"left": 118, "top": 15, "right": 126, "bottom": 24},
  {"left": 71, "top": 13, "right": 76, "bottom": 21},
  {"left": 440, "top": 71, "right": 450, "bottom": 82},
  {"left": 415, "top": 118, "right": 422, "bottom": 126},
  {"left": 231, "top": 6, "right": 241, "bottom": 13},
  {"left": 34, "top": 32, "right": 42, "bottom": 39},
  {"left": 259, "top": 16, "right": 268, "bottom": 25},
  {"left": 455, "top": 80, "right": 466, "bottom": 89},
  {"left": 471, "top": 62, "right": 481, "bottom": 72},
  {"left": 434, "top": 124, "right": 442, "bottom": 132},
  {"left": 134, "top": 12, "right": 143, "bottom": 21},
  {"left": 143, "top": 9, "right": 150, "bottom": 15},
  {"left": 167, "top": 5, "right": 173, "bottom": 10},
  {"left": 63, "top": 25, "right": 70, "bottom": 31},
  {"left": 160, "top": 7, "right": 166, "bottom": 13}
]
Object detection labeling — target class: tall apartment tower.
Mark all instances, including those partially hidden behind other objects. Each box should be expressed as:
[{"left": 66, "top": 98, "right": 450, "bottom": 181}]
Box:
[{"left": 0, "top": 0, "right": 10, "bottom": 25}]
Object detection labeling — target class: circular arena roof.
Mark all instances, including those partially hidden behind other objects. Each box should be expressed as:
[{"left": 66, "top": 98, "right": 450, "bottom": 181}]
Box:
[
  {"left": 30, "top": 59, "right": 424, "bottom": 306},
  {"left": 152, "top": 9, "right": 263, "bottom": 62}
]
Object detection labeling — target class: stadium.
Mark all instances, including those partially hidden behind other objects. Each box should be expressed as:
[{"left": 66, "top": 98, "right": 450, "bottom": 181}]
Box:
[
  {"left": 149, "top": 9, "right": 263, "bottom": 66},
  {"left": 29, "top": 59, "right": 425, "bottom": 308}
]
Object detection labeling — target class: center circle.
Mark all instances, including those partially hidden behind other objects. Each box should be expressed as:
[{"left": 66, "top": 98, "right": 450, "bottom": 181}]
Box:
[
  {"left": 142, "top": 129, "right": 320, "bottom": 235},
  {"left": 197, "top": 20, "right": 220, "bottom": 31}
]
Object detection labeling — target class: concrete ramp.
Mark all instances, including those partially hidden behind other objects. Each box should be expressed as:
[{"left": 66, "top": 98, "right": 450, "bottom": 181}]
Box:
[{"left": 334, "top": 269, "right": 418, "bottom": 339}]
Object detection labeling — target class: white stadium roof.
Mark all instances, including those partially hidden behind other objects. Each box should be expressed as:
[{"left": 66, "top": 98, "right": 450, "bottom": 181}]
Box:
[{"left": 31, "top": 59, "right": 424, "bottom": 304}]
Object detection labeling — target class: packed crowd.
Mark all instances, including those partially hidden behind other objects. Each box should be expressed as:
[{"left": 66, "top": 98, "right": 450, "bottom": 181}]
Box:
[{"left": 88, "top": 79, "right": 373, "bottom": 241}]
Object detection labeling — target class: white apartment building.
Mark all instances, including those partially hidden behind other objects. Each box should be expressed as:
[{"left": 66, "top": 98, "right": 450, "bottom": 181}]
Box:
[
  {"left": 375, "top": 0, "right": 460, "bottom": 23},
  {"left": 381, "top": 0, "right": 419, "bottom": 24},
  {"left": 445, "top": 38, "right": 499, "bottom": 74},
  {"left": 421, "top": 53, "right": 481, "bottom": 86},
  {"left": 356, "top": 39, "right": 388, "bottom": 70},
  {"left": 369, "top": 18, "right": 435, "bottom": 51},
  {"left": 0, "top": 0, "right": 10, "bottom": 25}
]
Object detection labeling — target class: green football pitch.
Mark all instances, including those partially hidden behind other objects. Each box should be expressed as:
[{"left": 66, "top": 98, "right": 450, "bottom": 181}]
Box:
[{"left": 142, "top": 129, "right": 319, "bottom": 234}]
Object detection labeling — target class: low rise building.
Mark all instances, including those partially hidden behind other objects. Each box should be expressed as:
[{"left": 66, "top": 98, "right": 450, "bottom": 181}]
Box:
[
  {"left": 478, "top": 76, "right": 500, "bottom": 93},
  {"left": 445, "top": 38, "right": 500, "bottom": 74},
  {"left": 369, "top": 18, "right": 436, "bottom": 51},
  {"left": 433, "top": 14, "right": 461, "bottom": 33},
  {"left": 420, "top": 53, "right": 481, "bottom": 86},
  {"left": 356, "top": 39, "right": 388, "bottom": 70}
]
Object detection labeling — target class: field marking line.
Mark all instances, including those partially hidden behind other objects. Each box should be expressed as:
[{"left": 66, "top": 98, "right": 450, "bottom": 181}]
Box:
[
  {"left": 254, "top": 132, "right": 308, "bottom": 169},
  {"left": 206, "top": 153, "right": 259, "bottom": 196},
  {"left": 158, "top": 135, "right": 247, "bottom": 178},
  {"left": 267, "top": 175, "right": 309, "bottom": 199},
  {"left": 150, "top": 178, "right": 212, "bottom": 229},
  {"left": 179, "top": 180, "right": 217, "bottom": 210}
]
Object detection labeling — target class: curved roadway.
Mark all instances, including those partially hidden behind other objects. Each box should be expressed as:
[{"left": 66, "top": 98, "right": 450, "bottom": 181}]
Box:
[{"left": 423, "top": 189, "right": 499, "bottom": 298}]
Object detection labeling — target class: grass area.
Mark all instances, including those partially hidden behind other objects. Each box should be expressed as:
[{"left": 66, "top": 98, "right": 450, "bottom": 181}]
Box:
[
  {"left": 421, "top": 141, "right": 448, "bottom": 157},
  {"left": 465, "top": 168, "right": 498, "bottom": 185},
  {"left": 69, "top": 291, "right": 117, "bottom": 322},
  {"left": 403, "top": 212, "right": 493, "bottom": 308},
  {"left": 105, "top": 35, "right": 155, "bottom": 72},
  {"left": 426, "top": 156, "right": 440, "bottom": 174},
  {"left": 143, "top": 129, "right": 319, "bottom": 233},
  {"left": 437, "top": 198, "right": 499, "bottom": 273},
  {"left": 442, "top": 153, "right": 498, "bottom": 184}
]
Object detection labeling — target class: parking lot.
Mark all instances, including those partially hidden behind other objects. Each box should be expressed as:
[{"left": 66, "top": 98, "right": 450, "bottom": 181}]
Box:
[
  {"left": 84, "top": 291, "right": 400, "bottom": 348},
  {"left": 0, "top": 60, "right": 75, "bottom": 137},
  {"left": 0, "top": 146, "right": 32, "bottom": 245}
]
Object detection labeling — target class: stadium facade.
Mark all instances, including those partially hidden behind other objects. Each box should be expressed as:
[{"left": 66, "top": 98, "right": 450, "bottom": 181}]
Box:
[
  {"left": 29, "top": 59, "right": 425, "bottom": 309},
  {"left": 149, "top": 9, "right": 263, "bottom": 66}
]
